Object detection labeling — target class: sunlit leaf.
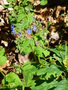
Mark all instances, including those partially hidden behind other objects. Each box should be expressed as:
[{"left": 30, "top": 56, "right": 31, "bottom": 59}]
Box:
[
  {"left": 54, "top": 78, "right": 68, "bottom": 90},
  {"left": 40, "top": 0, "right": 48, "bottom": 6},
  {"left": 31, "top": 80, "right": 58, "bottom": 90},
  {"left": 2, "top": 72, "right": 22, "bottom": 88}
]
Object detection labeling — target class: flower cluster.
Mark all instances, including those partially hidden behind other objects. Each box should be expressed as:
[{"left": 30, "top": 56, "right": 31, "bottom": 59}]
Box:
[
  {"left": 33, "top": 25, "right": 37, "bottom": 31},
  {"left": 11, "top": 25, "right": 16, "bottom": 35},
  {"left": 27, "top": 29, "right": 32, "bottom": 35},
  {"left": 27, "top": 25, "right": 37, "bottom": 35}
]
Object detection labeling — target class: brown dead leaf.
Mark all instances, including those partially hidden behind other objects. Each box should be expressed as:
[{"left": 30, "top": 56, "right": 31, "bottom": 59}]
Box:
[
  {"left": 18, "top": 54, "right": 29, "bottom": 64},
  {"left": 0, "top": 63, "right": 7, "bottom": 74},
  {"left": 56, "top": 6, "right": 66, "bottom": 18},
  {"left": 0, "top": 17, "right": 4, "bottom": 26},
  {"left": 1, "top": 40, "right": 8, "bottom": 47},
  {"left": 33, "top": 0, "right": 40, "bottom": 6},
  {"left": 0, "top": 5, "right": 4, "bottom": 12}
]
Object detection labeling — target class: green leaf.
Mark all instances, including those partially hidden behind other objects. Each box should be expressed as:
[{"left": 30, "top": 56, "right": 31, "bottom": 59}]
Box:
[
  {"left": 45, "top": 65, "right": 62, "bottom": 80},
  {"left": 17, "top": 14, "right": 24, "bottom": 22},
  {"left": 37, "top": 65, "right": 62, "bottom": 80},
  {"left": 0, "top": 56, "right": 7, "bottom": 66},
  {"left": 31, "top": 80, "right": 58, "bottom": 90},
  {"left": 0, "top": 46, "right": 7, "bottom": 66},
  {"left": 63, "top": 58, "right": 68, "bottom": 70},
  {"left": 21, "top": 0, "right": 30, "bottom": 6},
  {"left": 2, "top": 72, "right": 22, "bottom": 88},
  {"left": 35, "top": 46, "right": 50, "bottom": 57},
  {"left": 25, "top": 5, "right": 33, "bottom": 11},
  {"left": 49, "top": 48, "right": 62, "bottom": 58},
  {"left": 37, "top": 67, "right": 47, "bottom": 75},
  {"left": 54, "top": 78, "right": 68, "bottom": 90},
  {"left": 16, "top": 38, "right": 35, "bottom": 55},
  {"left": 40, "top": 0, "right": 48, "bottom": 6},
  {"left": 35, "top": 46, "right": 44, "bottom": 57},
  {"left": 22, "top": 39, "right": 35, "bottom": 54},
  {"left": 27, "top": 13, "right": 34, "bottom": 25},
  {"left": 43, "top": 50, "right": 50, "bottom": 57},
  {"left": 0, "top": 46, "right": 5, "bottom": 56},
  {"left": 21, "top": 62, "right": 37, "bottom": 87}
]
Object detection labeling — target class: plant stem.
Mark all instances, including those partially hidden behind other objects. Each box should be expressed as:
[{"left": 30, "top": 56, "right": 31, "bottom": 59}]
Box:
[
  {"left": 65, "top": 41, "right": 67, "bottom": 59},
  {"left": 38, "top": 56, "right": 44, "bottom": 66},
  {"left": 0, "top": 70, "right": 5, "bottom": 77}
]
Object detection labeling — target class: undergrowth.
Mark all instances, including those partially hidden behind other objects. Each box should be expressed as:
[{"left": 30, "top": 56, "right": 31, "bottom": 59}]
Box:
[{"left": 0, "top": 0, "right": 68, "bottom": 90}]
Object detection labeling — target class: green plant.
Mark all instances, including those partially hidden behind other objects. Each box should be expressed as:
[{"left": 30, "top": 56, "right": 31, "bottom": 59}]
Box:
[
  {"left": 0, "top": 72, "right": 22, "bottom": 90},
  {"left": 0, "top": 46, "right": 7, "bottom": 66},
  {"left": 40, "top": 0, "right": 48, "bottom": 6},
  {"left": 14, "top": 41, "right": 68, "bottom": 90},
  {"left": 1, "top": 0, "right": 68, "bottom": 90},
  {"left": 6, "top": 0, "right": 35, "bottom": 35},
  {"left": 15, "top": 28, "right": 49, "bottom": 64}
]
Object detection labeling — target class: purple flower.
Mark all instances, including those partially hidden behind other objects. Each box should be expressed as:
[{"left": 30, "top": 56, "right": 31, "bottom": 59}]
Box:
[
  {"left": 11, "top": 29, "right": 16, "bottom": 35},
  {"left": 18, "top": 32, "right": 21, "bottom": 36},
  {"left": 11, "top": 25, "right": 14, "bottom": 30},
  {"left": 11, "top": 25, "right": 16, "bottom": 35},
  {"left": 27, "top": 29, "right": 32, "bottom": 35},
  {"left": 33, "top": 25, "right": 37, "bottom": 31},
  {"left": 33, "top": 16, "right": 35, "bottom": 20}
]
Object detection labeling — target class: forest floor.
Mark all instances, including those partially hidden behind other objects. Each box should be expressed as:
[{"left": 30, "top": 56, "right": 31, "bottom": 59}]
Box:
[{"left": 0, "top": 0, "right": 68, "bottom": 87}]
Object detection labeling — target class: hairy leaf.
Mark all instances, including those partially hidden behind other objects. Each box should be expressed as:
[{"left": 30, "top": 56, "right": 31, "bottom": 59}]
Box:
[
  {"left": 0, "top": 46, "right": 7, "bottom": 66},
  {"left": 21, "top": 62, "right": 37, "bottom": 87},
  {"left": 2, "top": 72, "right": 22, "bottom": 88},
  {"left": 31, "top": 80, "right": 57, "bottom": 90},
  {"left": 35, "top": 46, "right": 50, "bottom": 57},
  {"left": 54, "top": 78, "right": 68, "bottom": 90},
  {"left": 37, "top": 65, "right": 62, "bottom": 80},
  {"left": 40, "top": 0, "right": 48, "bottom": 6}
]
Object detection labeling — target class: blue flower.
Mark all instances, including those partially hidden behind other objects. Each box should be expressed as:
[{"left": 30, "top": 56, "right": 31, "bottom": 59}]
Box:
[
  {"left": 11, "top": 25, "right": 16, "bottom": 35},
  {"left": 11, "top": 29, "right": 16, "bottom": 35},
  {"left": 33, "top": 25, "right": 37, "bottom": 31},
  {"left": 27, "top": 29, "right": 32, "bottom": 35},
  {"left": 33, "top": 16, "right": 35, "bottom": 20},
  {"left": 11, "top": 25, "right": 14, "bottom": 30},
  {"left": 18, "top": 32, "right": 21, "bottom": 36}
]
